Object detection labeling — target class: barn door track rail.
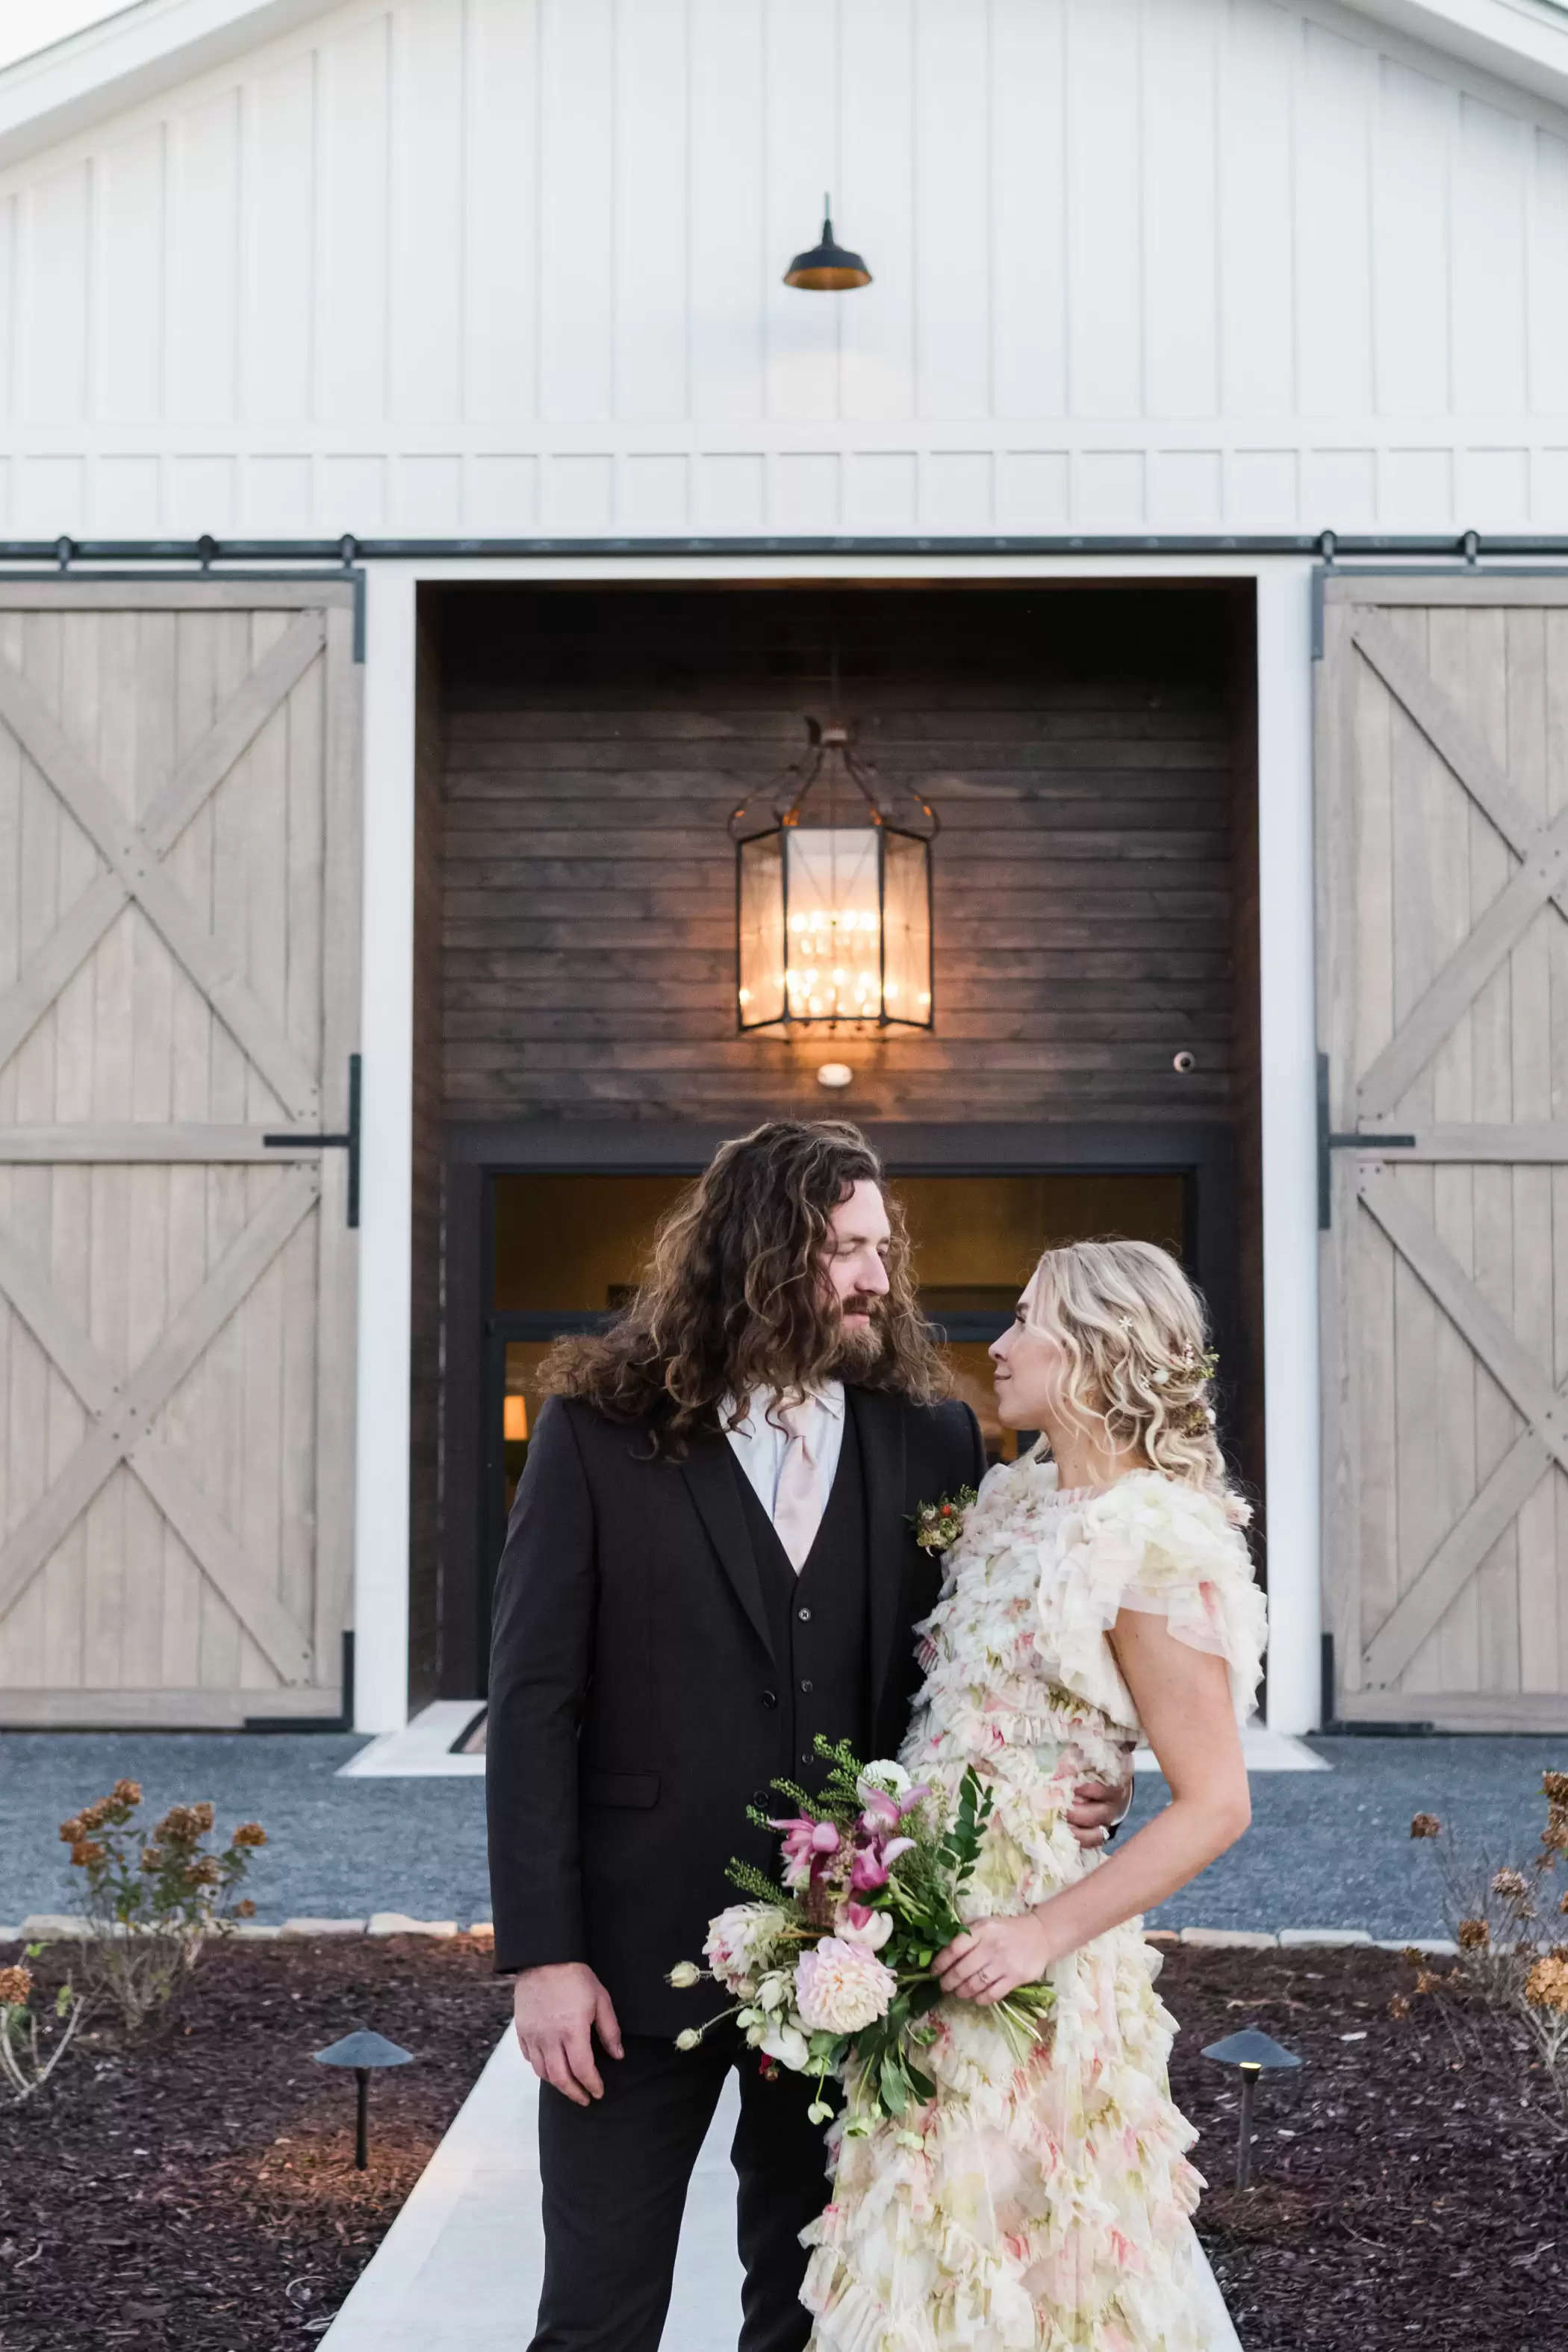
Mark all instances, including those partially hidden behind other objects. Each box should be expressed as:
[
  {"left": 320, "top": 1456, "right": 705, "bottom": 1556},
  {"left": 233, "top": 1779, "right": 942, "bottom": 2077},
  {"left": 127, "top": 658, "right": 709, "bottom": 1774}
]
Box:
[
  {"left": 10, "top": 529, "right": 1568, "bottom": 564},
  {"left": 264, "top": 1054, "right": 362, "bottom": 1228}
]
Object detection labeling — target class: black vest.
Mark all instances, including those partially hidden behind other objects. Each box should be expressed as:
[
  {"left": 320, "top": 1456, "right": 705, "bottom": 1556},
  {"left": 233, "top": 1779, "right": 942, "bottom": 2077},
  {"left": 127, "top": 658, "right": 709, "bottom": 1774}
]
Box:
[{"left": 730, "top": 1408, "right": 871, "bottom": 1795}]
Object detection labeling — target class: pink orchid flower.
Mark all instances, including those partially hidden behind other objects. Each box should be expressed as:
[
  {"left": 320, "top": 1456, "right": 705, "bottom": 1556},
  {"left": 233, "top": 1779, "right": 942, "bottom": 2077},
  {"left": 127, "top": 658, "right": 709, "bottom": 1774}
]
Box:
[{"left": 849, "top": 1836, "right": 914, "bottom": 1892}]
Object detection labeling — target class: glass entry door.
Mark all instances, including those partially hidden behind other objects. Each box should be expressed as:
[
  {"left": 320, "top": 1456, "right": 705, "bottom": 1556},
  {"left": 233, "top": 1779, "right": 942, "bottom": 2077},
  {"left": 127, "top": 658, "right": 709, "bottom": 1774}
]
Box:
[{"left": 479, "top": 1166, "right": 1188, "bottom": 1684}]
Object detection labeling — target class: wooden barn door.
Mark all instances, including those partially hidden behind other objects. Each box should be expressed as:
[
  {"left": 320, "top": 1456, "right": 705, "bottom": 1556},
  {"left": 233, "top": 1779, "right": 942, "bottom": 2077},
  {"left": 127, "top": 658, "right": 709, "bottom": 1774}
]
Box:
[
  {"left": 1319, "top": 575, "right": 1568, "bottom": 1730},
  {"left": 0, "top": 583, "right": 361, "bottom": 1726}
]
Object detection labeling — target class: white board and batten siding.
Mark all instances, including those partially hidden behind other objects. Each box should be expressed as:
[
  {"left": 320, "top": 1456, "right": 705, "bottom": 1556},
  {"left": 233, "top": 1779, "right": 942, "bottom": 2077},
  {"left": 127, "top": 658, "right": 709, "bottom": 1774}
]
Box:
[
  {"left": 2, "top": 0, "right": 1568, "bottom": 544},
  {"left": 1319, "top": 576, "right": 1568, "bottom": 1732},
  {"left": 0, "top": 584, "right": 361, "bottom": 1727}
]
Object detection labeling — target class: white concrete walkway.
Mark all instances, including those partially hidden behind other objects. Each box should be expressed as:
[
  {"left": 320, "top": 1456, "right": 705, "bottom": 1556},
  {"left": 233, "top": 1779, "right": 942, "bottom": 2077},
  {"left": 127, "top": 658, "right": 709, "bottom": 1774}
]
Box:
[{"left": 317, "top": 2029, "right": 746, "bottom": 2351}]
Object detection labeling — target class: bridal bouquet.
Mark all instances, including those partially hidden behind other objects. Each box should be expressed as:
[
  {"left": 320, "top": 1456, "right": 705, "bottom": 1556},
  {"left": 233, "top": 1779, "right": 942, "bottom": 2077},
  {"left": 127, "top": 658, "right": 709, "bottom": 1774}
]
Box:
[{"left": 669, "top": 1737, "right": 1054, "bottom": 2132}]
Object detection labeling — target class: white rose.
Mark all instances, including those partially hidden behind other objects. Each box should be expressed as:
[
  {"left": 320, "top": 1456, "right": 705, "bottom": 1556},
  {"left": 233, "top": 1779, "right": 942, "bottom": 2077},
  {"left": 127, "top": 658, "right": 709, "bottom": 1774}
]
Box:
[
  {"left": 759, "top": 2018, "right": 811, "bottom": 2072},
  {"left": 833, "top": 1907, "right": 894, "bottom": 1952},
  {"left": 856, "top": 1760, "right": 912, "bottom": 1801},
  {"left": 666, "top": 1960, "right": 701, "bottom": 1988}
]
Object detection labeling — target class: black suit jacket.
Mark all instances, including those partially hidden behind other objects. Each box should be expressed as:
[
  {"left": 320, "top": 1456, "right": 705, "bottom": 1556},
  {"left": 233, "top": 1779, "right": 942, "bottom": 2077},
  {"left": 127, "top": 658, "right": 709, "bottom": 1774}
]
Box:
[{"left": 485, "top": 1385, "right": 986, "bottom": 2036}]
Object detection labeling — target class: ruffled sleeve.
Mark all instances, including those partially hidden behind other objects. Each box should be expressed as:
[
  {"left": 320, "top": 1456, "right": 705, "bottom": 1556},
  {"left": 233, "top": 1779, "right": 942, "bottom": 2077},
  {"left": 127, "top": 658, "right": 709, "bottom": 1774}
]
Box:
[{"left": 1035, "top": 1472, "right": 1266, "bottom": 1733}]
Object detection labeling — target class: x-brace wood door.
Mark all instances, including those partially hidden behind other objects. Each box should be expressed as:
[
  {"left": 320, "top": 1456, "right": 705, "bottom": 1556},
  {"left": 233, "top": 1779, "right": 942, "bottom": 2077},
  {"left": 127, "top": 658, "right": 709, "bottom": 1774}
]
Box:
[
  {"left": 1319, "top": 575, "right": 1568, "bottom": 1731},
  {"left": 0, "top": 583, "right": 361, "bottom": 1727}
]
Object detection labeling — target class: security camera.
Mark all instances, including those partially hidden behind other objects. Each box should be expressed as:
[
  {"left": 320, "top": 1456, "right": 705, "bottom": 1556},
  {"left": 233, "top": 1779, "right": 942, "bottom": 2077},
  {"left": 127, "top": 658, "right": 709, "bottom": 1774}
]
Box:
[{"left": 1172, "top": 1051, "right": 1195, "bottom": 1074}]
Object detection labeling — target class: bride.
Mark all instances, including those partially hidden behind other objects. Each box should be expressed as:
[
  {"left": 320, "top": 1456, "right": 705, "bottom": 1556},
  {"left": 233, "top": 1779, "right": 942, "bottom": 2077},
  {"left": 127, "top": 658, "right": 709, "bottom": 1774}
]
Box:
[{"left": 800, "top": 1238, "right": 1265, "bottom": 2352}]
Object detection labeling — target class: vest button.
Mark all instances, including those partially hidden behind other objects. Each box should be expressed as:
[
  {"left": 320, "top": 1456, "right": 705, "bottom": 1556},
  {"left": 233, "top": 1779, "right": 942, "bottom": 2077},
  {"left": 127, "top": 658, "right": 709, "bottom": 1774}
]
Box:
[
  {"left": 761, "top": 1689, "right": 778, "bottom": 1708},
  {"left": 800, "top": 1679, "right": 813, "bottom": 1694},
  {"left": 797, "top": 1606, "right": 812, "bottom": 1621}
]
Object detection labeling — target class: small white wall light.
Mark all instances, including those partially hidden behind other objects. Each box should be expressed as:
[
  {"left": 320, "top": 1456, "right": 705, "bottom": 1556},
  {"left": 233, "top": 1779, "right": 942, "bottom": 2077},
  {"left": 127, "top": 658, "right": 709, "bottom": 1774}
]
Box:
[{"left": 817, "top": 1063, "right": 853, "bottom": 1089}]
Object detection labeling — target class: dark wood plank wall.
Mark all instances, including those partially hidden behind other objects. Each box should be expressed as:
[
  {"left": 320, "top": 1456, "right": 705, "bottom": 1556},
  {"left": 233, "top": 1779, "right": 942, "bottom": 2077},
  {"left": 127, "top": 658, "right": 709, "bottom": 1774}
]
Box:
[{"left": 435, "top": 586, "right": 1242, "bottom": 1128}]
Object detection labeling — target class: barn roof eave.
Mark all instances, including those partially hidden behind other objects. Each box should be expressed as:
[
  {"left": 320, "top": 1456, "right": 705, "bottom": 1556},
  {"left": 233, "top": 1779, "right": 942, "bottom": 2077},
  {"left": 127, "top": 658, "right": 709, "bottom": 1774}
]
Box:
[
  {"left": 0, "top": 0, "right": 338, "bottom": 172},
  {"left": 1344, "top": 0, "right": 1568, "bottom": 115},
  {"left": 2, "top": 0, "right": 1568, "bottom": 175}
]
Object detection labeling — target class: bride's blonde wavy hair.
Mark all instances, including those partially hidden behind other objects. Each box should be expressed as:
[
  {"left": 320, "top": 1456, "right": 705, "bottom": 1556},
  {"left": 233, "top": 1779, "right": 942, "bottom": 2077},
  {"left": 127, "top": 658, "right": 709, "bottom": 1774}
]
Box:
[{"left": 1024, "top": 1239, "right": 1237, "bottom": 1504}]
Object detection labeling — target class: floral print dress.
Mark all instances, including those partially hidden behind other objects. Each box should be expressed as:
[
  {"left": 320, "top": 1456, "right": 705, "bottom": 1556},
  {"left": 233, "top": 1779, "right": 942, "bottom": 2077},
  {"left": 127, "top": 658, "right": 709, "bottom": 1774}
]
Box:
[{"left": 800, "top": 1454, "right": 1267, "bottom": 2352}]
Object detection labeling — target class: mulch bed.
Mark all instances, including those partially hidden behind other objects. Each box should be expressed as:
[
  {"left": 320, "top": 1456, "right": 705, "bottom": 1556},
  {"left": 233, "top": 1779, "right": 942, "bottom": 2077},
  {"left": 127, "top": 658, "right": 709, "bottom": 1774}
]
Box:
[
  {"left": 0, "top": 1933, "right": 511, "bottom": 2352},
  {"left": 1162, "top": 1941, "right": 1567, "bottom": 2351},
  {"left": 0, "top": 1935, "right": 1563, "bottom": 2351}
]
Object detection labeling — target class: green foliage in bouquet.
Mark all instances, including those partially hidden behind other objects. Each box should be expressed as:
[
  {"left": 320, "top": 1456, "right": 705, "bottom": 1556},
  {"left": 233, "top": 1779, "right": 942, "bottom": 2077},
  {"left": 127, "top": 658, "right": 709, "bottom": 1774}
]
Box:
[{"left": 676, "top": 1736, "right": 1054, "bottom": 2134}]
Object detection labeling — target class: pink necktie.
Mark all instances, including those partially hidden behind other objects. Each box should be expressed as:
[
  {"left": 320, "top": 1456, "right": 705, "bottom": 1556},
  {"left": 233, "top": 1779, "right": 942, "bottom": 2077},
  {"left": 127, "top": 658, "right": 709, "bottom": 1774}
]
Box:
[{"left": 773, "top": 1401, "right": 824, "bottom": 1572}]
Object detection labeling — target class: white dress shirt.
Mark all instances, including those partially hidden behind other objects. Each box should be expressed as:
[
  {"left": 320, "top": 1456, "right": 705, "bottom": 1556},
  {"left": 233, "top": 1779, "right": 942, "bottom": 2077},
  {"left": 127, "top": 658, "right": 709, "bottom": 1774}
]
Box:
[{"left": 724, "top": 1381, "right": 846, "bottom": 1566}]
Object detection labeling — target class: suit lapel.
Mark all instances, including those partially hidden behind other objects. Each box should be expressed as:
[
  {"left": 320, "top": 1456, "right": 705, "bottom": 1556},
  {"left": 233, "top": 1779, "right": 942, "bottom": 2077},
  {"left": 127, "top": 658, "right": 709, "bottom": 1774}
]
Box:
[
  {"left": 845, "top": 1384, "right": 909, "bottom": 1726},
  {"left": 679, "top": 1435, "right": 775, "bottom": 1663}
]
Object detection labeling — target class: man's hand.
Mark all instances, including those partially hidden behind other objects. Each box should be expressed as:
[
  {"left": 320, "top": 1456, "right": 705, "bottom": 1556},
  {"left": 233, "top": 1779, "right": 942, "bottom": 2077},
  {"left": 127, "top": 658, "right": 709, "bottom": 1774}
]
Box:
[
  {"left": 512, "top": 1962, "right": 623, "bottom": 2107},
  {"left": 1065, "top": 1749, "right": 1136, "bottom": 1849}
]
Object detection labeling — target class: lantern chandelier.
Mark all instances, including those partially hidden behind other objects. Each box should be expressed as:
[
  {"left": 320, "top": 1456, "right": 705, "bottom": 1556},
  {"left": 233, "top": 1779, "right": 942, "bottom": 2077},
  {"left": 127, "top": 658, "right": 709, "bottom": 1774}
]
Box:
[{"left": 729, "top": 678, "right": 938, "bottom": 1034}]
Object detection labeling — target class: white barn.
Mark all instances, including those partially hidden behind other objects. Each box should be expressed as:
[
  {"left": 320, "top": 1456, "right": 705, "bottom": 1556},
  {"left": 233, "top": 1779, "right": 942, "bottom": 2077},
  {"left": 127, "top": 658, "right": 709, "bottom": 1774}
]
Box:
[{"left": 0, "top": 0, "right": 1566, "bottom": 1739}]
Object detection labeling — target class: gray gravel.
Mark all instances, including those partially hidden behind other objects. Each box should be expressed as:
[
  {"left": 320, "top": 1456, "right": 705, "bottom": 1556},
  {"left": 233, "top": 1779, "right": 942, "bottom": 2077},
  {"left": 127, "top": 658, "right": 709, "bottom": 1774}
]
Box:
[
  {"left": 1, "top": 1729, "right": 1561, "bottom": 1941},
  {"left": 0, "top": 1732, "right": 491, "bottom": 1929},
  {"left": 1130, "top": 1734, "right": 1564, "bottom": 1937}
]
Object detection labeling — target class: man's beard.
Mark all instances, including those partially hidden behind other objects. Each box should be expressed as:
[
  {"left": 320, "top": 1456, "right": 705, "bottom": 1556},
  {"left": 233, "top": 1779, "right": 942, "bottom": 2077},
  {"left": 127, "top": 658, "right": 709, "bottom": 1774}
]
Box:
[{"left": 830, "top": 1298, "right": 886, "bottom": 1376}]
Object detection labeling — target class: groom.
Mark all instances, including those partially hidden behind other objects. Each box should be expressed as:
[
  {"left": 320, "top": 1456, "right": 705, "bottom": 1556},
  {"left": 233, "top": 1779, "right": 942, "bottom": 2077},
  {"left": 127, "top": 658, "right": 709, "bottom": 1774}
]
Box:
[{"left": 486, "top": 1119, "right": 1128, "bottom": 2352}]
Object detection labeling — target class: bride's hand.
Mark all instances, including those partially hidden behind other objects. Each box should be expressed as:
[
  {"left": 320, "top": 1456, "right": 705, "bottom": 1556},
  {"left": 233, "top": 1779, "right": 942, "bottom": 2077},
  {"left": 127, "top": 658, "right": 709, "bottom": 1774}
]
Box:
[{"left": 932, "top": 1908, "right": 1065, "bottom": 2004}]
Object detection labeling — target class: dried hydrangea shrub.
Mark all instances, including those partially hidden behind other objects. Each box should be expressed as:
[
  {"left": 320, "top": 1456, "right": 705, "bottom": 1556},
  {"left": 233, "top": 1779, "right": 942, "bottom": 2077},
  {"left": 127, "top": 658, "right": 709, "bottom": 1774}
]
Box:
[
  {"left": 0, "top": 1958, "right": 85, "bottom": 2103},
  {"left": 58, "top": 1782, "right": 268, "bottom": 2040},
  {"left": 1404, "top": 1770, "right": 1568, "bottom": 2123}
]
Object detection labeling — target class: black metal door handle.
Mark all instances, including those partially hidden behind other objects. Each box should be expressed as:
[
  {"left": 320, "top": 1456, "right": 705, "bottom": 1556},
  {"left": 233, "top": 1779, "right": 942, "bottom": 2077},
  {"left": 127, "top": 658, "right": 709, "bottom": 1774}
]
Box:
[{"left": 264, "top": 1053, "right": 361, "bottom": 1227}]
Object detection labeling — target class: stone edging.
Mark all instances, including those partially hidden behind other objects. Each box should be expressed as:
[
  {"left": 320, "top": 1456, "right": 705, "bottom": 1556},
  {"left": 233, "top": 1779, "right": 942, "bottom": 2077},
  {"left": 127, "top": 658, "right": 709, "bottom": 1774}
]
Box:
[{"left": 1, "top": 1915, "right": 1460, "bottom": 1956}]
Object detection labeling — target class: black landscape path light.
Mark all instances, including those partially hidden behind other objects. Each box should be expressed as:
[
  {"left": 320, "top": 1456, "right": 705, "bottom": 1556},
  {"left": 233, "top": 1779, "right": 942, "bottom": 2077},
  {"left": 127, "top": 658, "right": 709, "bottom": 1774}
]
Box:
[
  {"left": 313, "top": 2028, "right": 414, "bottom": 2170},
  {"left": 1201, "top": 2027, "right": 1301, "bottom": 2190}
]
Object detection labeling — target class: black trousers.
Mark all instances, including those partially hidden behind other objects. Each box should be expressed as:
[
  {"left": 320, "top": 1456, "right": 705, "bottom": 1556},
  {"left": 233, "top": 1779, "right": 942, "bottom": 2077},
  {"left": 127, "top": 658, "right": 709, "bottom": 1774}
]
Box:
[{"left": 529, "top": 2029, "right": 830, "bottom": 2352}]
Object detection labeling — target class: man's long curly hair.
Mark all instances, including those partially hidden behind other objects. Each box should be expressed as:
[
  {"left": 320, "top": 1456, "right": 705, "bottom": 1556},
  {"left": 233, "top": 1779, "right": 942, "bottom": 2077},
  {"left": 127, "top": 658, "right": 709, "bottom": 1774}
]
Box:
[{"left": 542, "top": 1119, "right": 948, "bottom": 1456}]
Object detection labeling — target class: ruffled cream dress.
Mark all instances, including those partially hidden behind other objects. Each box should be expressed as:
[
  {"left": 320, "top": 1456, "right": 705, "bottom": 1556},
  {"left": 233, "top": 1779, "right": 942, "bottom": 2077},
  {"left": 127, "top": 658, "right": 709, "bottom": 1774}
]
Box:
[{"left": 801, "top": 1455, "right": 1267, "bottom": 2352}]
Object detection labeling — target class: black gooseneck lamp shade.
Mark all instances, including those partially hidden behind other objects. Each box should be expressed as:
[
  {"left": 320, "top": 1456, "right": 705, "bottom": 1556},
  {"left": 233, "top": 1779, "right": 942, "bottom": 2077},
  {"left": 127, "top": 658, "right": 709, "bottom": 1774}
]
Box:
[
  {"left": 784, "top": 193, "right": 871, "bottom": 290},
  {"left": 1201, "top": 2027, "right": 1301, "bottom": 2190},
  {"left": 314, "top": 2027, "right": 415, "bottom": 2169}
]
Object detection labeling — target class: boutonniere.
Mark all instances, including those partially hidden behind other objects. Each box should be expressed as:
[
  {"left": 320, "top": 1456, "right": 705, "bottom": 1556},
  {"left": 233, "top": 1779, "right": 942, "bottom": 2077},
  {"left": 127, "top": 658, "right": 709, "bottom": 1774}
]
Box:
[{"left": 909, "top": 1486, "right": 978, "bottom": 1555}]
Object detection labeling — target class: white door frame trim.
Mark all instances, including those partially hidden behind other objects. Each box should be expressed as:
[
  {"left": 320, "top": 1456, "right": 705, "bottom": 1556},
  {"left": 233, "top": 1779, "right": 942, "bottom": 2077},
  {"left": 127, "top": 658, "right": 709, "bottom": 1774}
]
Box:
[{"left": 353, "top": 552, "right": 1322, "bottom": 1735}]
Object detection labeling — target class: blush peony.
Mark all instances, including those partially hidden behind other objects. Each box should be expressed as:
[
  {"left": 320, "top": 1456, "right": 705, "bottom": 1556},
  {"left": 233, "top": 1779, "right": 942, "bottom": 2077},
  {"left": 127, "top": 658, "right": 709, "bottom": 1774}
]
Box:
[{"left": 794, "top": 1937, "right": 897, "bottom": 2035}]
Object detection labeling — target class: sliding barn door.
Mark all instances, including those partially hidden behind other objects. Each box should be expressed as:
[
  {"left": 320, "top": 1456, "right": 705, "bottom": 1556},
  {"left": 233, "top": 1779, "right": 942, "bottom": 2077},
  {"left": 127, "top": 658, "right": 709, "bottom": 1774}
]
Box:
[
  {"left": 1319, "top": 575, "right": 1568, "bottom": 1730},
  {"left": 0, "top": 584, "right": 361, "bottom": 1726}
]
